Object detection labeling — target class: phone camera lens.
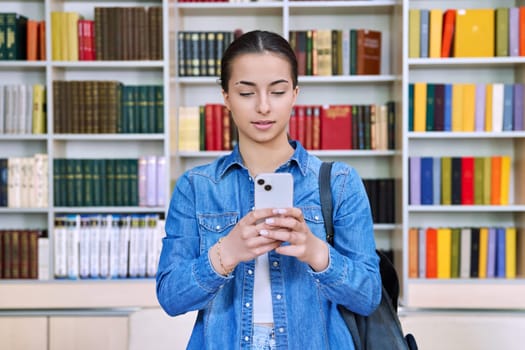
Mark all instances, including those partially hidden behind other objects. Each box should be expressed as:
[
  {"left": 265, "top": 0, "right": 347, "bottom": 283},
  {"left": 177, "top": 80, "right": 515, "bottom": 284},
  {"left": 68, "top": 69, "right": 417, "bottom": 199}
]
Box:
[
  {"left": 257, "top": 179, "right": 265, "bottom": 185},
  {"left": 264, "top": 184, "right": 272, "bottom": 191}
]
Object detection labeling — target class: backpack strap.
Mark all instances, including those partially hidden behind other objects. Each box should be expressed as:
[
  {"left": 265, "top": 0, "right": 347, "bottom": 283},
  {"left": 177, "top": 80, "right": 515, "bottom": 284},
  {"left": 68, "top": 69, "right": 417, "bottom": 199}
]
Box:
[{"left": 319, "top": 161, "right": 334, "bottom": 246}]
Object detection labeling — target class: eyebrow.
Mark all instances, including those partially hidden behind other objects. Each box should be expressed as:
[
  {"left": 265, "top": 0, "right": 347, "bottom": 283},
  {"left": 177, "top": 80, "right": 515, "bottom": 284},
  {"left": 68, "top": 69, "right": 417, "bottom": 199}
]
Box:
[{"left": 234, "top": 79, "right": 289, "bottom": 87}]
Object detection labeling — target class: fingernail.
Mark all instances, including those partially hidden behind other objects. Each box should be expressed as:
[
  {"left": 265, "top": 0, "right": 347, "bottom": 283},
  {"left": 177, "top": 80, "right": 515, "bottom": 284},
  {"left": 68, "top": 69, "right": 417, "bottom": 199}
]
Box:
[
  {"left": 265, "top": 218, "right": 275, "bottom": 224},
  {"left": 259, "top": 229, "right": 269, "bottom": 236},
  {"left": 273, "top": 208, "right": 287, "bottom": 214}
]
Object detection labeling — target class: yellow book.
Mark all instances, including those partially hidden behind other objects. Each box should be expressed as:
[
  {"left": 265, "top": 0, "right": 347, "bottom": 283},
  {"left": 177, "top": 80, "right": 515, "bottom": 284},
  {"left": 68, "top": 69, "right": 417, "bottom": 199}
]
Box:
[
  {"left": 32, "top": 84, "right": 46, "bottom": 134},
  {"left": 454, "top": 9, "right": 495, "bottom": 57},
  {"left": 485, "top": 84, "right": 493, "bottom": 131},
  {"left": 177, "top": 106, "right": 200, "bottom": 152},
  {"left": 451, "top": 84, "right": 464, "bottom": 132},
  {"left": 505, "top": 227, "right": 516, "bottom": 278},
  {"left": 437, "top": 228, "right": 451, "bottom": 278},
  {"left": 315, "top": 29, "right": 332, "bottom": 76},
  {"left": 478, "top": 227, "right": 489, "bottom": 278},
  {"left": 429, "top": 9, "right": 443, "bottom": 58},
  {"left": 408, "top": 9, "right": 421, "bottom": 58},
  {"left": 441, "top": 157, "right": 452, "bottom": 205},
  {"left": 462, "top": 83, "right": 476, "bottom": 131},
  {"left": 500, "top": 155, "right": 511, "bottom": 205},
  {"left": 66, "top": 12, "right": 80, "bottom": 61},
  {"left": 50, "top": 12, "right": 62, "bottom": 60},
  {"left": 413, "top": 82, "right": 427, "bottom": 132}
]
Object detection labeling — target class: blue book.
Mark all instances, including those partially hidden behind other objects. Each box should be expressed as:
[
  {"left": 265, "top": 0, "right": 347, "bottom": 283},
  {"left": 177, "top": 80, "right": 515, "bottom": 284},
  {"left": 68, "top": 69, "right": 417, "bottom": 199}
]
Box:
[
  {"left": 432, "top": 157, "right": 441, "bottom": 205},
  {"left": 502, "top": 84, "right": 514, "bottom": 131},
  {"left": 496, "top": 227, "right": 506, "bottom": 278},
  {"left": 486, "top": 228, "right": 497, "bottom": 278},
  {"left": 419, "top": 9, "right": 429, "bottom": 58},
  {"left": 474, "top": 84, "right": 486, "bottom": 131},
  {"left": 443, "top": 84, "right": 452, "bottom": 131},
  {"left": 409, "top": 157, "right": 421, "bottom": 205},
  {"left": 514, "top": 84, "right": 523, "bottom": 131},
  {"left": 420, "top": 157, "right": 434, "bottom": 205}
]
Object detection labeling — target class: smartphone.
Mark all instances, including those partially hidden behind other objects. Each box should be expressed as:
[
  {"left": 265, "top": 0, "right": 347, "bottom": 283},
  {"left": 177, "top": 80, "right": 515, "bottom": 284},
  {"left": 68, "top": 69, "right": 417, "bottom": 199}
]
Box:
[{"left": 254, "top": 173, "right": 294, "bottom": 210}]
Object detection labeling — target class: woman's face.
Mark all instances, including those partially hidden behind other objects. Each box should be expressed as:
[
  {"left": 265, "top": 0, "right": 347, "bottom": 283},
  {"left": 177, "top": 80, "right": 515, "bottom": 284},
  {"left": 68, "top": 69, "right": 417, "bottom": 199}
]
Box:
[{"left": 222, "top": 52, "right": 298, "bottom": 148}]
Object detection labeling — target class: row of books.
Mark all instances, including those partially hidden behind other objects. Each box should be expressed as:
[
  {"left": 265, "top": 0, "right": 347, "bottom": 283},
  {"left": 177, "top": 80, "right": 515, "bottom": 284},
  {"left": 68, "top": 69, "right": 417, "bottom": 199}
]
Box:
[
  {"left": 408, "top": 226, "right": 521, "bottom": 279},
  {"left": 177, "top": 30, "right": 239, "bottom": 77},
  {"left": 363, "top": 178, "right": 395, "bottom": 224},
  {"left": 53, "top": 81, "right": 164, "bottom": 134},
  {"left": 290, "top": 102, "right": 395, "bottom": 150},
  {"left": 409, "top": 7, "right": 525, "bottom": 58},
  {"left": 0, "top": 84, "right": 46, "bottom": 134},
  {"left": 51, "top": 7, "right": 163, "bottom": 61},
  {"left": 53, "top": 156, "right": 166, "bottom": 208},
  {"left": 409, "top": 83, "right": 524, "bottom": 132},
  {"left": 289, "top": 28, "right": 382, "bottom": 76},
  {"left": 0, "top": 155, "right": 48, "bottom": 208},
  {"left": 409, "top": 156, "right": 512, "bottom": 206},
  {"left": 0, "top": 13, "right": 44, "bottom": 61},
  {"left": 0, "top": 229, "right": 47, "bottom": 279},
  {"left": 53, "top": 214, "right": 164, "bottom": 279}
]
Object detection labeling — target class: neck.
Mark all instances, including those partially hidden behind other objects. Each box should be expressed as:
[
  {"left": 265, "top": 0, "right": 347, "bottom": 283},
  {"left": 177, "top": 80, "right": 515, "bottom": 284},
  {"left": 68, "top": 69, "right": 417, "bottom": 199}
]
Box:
[{"left": 240, "top": 139, "right": 294, "bottom": 177}]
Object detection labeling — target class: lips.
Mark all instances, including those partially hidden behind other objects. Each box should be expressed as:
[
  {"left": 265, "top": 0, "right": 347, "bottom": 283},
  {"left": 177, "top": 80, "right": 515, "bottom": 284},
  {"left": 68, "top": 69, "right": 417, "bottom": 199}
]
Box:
[{"left": 252, "top": 120, "right": 275, "bottom": 130}]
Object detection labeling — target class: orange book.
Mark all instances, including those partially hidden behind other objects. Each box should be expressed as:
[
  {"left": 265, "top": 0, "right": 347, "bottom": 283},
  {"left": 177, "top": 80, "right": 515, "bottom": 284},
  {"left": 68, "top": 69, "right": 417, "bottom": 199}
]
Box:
[
  {"left": 426, "top": 227, "right": 438, "bottom": 278},
  {"left": 38, "top": 21, "right": 46, "bottom": 60},
  {"left": 520, "top": 7, "right": 525, "bottom": 56},
  {"left": 26, "top": 19, "right": 38, "bottom": 61},
  {"left": 485, "top": 84, "right": 493, "bottom": 131},
  {"left": 491, "top": 156, "right": 502, "bottom": 205},
  {"left": 429, "top": 9, "right": 443, "bottom": 58},
  {"left": 409, "top": 227, "right": 419, "bottom": 278},
  {"left": 441, "top": 9, "right": 456, "bottom": 57},
  {"left": 500, "top": 155, "right": 511, "bottom": 205}
]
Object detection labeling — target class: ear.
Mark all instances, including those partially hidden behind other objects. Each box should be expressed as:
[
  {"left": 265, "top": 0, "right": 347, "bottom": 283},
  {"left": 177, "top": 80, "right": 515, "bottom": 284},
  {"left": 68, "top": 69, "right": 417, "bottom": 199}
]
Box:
[
  {"left": 292, "top": 86, "right": 299, "bottom": 104},
  {"left": 222, "top": 90, "right": 231, "bottom": 110}
]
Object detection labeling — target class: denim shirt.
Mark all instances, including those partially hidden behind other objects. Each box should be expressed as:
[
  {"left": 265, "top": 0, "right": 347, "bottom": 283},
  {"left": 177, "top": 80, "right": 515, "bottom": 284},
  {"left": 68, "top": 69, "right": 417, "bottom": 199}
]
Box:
[{"left": 156, "top": 141, "right": 381, "bottom": 350}]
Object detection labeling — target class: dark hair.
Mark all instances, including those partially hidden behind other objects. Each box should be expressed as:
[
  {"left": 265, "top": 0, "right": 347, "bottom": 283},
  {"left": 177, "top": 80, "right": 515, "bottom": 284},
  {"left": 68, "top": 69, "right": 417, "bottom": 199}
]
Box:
[{"left": 220, "top": 30, "right": 298, "bottom": 92}]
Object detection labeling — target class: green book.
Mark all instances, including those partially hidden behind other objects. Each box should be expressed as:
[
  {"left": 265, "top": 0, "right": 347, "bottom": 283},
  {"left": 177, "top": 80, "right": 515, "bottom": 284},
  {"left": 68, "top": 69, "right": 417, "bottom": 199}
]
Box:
[
  {"left": 118, "top": 159, "right": 130, "bottom": 206},
  {"left": 92, "top": 158, "right": 106, "bottom": 206},
  {"left": 495, "top": 8, "right": 509, "bottom": 57},
  {"left": 482, "top": 156, "right": 492, "bottom": 205},
  {"left": 474, "top": 157, "right": 484, "bottom": 205},
  {"left": 120, "top": 85, "right": 135, "bottom": 133},
  {"left": 73, "top": 159, "right": 84, "bottom": 206},
  {"left": 426, "top": 83, "right": 435, "bottom": 131},
  {"left": 65, "top": 159, "right": 75, "bottom": 207},
  {"left": 450, "top": 228, "right": 461, "bottom": 278},
  {"left": 105, "top": 159, "right": 115, "bottom": 206},
  {"left": 306, "top": 30, "right": 313, "bottom": 75},
  {"left": 350, "top": 29, "right": 357, "bottom": 75},
  {"left": 441, "top": 156, "right": 451, "bottom": 205},
  {"left": 83, "top": 159, "right": 94, "bottom": 207},
  {"left": 5, "top": 13, "right": 28, "bottom": 60},
  {"left": 155, "top": 85, "right": 164, "bottom": 133},
  {"left": 0, "top": 13, "right": 6, "bottom": 60},
  {"left": 408, "top": 84, "right": 414, "bottom": 131},
  {"left": 128, "top": 159, "right": 138, "bottom": 206},
  {"left": 147, "top": 85, "right": 156, "bottom": 134},
  {"left": 53, "top": 158, "right": 65, "bottom": 206},
  {"left": 137, "top": 86, "right": 149, "bottom": 133},
  {"left": 199, "top": 105, "right": 205, "bottom": 151}
]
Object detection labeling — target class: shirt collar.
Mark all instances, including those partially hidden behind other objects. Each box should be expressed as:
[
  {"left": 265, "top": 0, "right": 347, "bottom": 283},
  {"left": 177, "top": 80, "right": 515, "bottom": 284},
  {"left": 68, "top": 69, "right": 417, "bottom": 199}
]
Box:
[{"left": 217, "top": 140, "right": 309, "bottom": 178}]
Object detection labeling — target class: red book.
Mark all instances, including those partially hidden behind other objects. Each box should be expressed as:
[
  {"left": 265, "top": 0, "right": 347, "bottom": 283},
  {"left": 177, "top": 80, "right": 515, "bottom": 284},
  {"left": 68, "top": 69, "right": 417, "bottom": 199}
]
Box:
[
  {"left": 289, "top": 106, "right": 298, "bottom": 141},
  {"left": 212, "top": 104, "right": 223, "bottom": 151},
  {"left": 84, "top": 20, "right": 95, "bottom": 61},
  {"left": 204, "top": 104, "right": 215, "bottom": 151},
  {"left": 461, "top": 156, "right": 474, "bottom": 204},
  {"left": 312, "top": 105, "right": 321, "bottom": 150},
  {"left": 320, "top": 104, "right": 352, "bottom": 150},
  {"left": 295, "top": 105, "right": 307, "bottom": 147},
  {"left": 305, "top": 106, "right": 313, "bottom": 149},
  {"left": 491, "top": 156, "right": 502, "bottom": 205},
  {"left": 441, "top": 9, "right": 456, "bottom": 57},
  {"left": 426, "top": 227, "right": 438, "bottom": 278},
  {"left": 38, "top": 21, "right": 46, "bottom": 60}
]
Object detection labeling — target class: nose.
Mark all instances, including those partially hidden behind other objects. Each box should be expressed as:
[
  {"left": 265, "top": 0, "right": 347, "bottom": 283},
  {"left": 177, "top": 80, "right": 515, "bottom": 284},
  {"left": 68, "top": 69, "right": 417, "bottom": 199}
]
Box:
[{"left": 256, "top": 94, "right": 270, "bottom": 114}]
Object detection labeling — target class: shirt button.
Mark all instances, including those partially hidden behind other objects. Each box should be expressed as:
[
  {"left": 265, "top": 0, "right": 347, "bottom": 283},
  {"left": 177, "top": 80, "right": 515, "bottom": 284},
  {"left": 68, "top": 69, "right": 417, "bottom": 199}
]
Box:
[
  {"left": 248, "top": 269, "right": 253, "bottom": 275},
  {"left": 314, "top": 215, "right": 319, "bottom": 220},
  {"left": 216, "top": 225, "right": 221, "bottom": 230},
  {"left": 276, "top": 294, "right": 282, "bottom": 300},
  {"left": 244, "top": 336, "right": 249, "bottom": 342},
  {"left": 251, "top": 206, "right": 255, "bottom": 211},
  {"left": 279, "top": 327, "right": 285, "bottom": 333},
  {"left": 272, "top": 261, "right": 279, "bottom": 268},
  {"left": 245, "top": 302, "right": 251, "bottom": 308}
]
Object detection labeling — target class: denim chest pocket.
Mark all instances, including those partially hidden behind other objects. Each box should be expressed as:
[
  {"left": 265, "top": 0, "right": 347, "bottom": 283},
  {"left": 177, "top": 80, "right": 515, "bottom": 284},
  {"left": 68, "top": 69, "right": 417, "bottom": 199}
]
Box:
[
  {"left": 301, "top": 207, "right": 326, "bottom": 240},
  {"left": 197, "top": 212, "right": 239, "bottom": 251}
]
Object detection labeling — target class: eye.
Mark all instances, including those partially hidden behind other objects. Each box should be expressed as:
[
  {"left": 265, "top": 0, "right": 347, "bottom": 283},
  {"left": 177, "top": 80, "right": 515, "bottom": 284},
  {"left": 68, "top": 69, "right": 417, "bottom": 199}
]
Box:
[
  {"left": 239, "top": 92, "right": 254, "bottom": 97},
  {"left": 271, "top": 91, "right": 286, "bottom": 95}
]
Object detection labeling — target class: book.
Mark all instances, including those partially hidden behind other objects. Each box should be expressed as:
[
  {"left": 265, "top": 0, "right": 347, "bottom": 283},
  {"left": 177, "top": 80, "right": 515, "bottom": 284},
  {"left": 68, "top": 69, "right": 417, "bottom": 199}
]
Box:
[
  {"left": 428, "top": 9, "right": 443, "bottom": 58},
  {"left": 419, "top": 9, "right": 429, "bottom": 58},
  {"left": 409, "top": 157, "right": 421, "bottom": 205},
  {"left": 441, "top": 9, "right": 456, "bottom": 57},
  {"left": 505, "top": 227, "right": 516, "bottom": 278},
  {"left": 461, "top": 156, "right": 474, "bottom": 205},
  {"left": 408, "top": 9, "right": 420, "bottom": 58},
  {"left": 451, "top": 157, "right": 462, "bottom": 205},
  {"left": 426, "top": 227, "right": 438, "bottom": 278},
  {"left": 441, "top": 156, "right": 452, "bottom": 205},
  {"left": 460, "top": 227, "right": 472, "bottom": 278},
  {"left": 413, "top": 82, "right": 426, "bottom": 132},
  {"left": 495, "top": 227, "right": 506, "bottom": 278},
  {"left": 356, "top": 29, "right": 381, "bottom": 75},
  {"left": 470, "top": 227, "right": 480, "bottom": 277},
  {"left": 454, "top": 9, "right": 495, "bottom": 57},
  {"left": 420, "top": 157, "right": 433, "bottom": 205},
  {"left": 462, "top": 84, "right": 476, "bottom": 131},
  {"left": 495, "top": 8, "right": 509, "bottom": 57},
  {"left": 408, "top": 227, "right": 419, "bottom": 278},
  {"left": 478, "top": 227, "right": 489, "bottom": 278},
  {"left": 437, "top": 228, "right": 451, "bottom": 279},
  {"left": 450, "top": 228, "right": 461, "bottom": 278}
]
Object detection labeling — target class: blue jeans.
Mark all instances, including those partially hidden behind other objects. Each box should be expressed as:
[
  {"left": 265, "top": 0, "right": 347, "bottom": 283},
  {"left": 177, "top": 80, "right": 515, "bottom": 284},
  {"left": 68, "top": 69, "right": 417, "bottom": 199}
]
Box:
[{"left": 252, "top": 325, "right": 276, "bottom": 350}]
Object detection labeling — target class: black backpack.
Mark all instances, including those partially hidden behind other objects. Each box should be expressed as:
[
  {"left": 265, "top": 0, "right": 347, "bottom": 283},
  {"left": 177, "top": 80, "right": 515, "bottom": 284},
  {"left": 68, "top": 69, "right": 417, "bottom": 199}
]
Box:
[{"left": 319, "top": 161, "right": 418, "bottom": 350}]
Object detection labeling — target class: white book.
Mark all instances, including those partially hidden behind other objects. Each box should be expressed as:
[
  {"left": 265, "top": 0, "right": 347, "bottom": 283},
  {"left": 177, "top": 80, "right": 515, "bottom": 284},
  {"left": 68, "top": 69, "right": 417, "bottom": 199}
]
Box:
[
  {"left": 20, "top": 157, "right": 32, "bottom": 208},
  {"left": 54, "top": 216, "right": 68, "bottom": 278},
  {"left": 78, "top": 215, "right": 91, "bottom": 279},
  {"left": 138, "top": 156, "right": 147, "bottom": 206},
  {"left": 460, "top": 227, "right": 472, "bottom": 278},
  {"left": 4, "top": 85, "right": 14, "bottom": 133},
  {"left": 418, "top": 228, "right": 426, "bottom": 278},
  {"left": 128, "top": 215, "right": 140, "bottom": 278},
  {"left": 7, "top": 157, "right": 22, "bottom": 208},
  {"left": 17, "top": 84, "right": 26, "bottom": 134},
  {"left": 109, "top": 215, "right": 121, "bottom": 279},
  {"left": 99, "top": 215, "right": 112, "bottom": 279},
  {"left": 342, "top": 30, "right": 350, "bottom": 76},
  {"left": 66, "top": 215, "right": 80, "bottom": 279},
  {"left": 33, "top": 153, "right": 48, "bottom": 208},
  {"left": 146, "top": 155, "right": 157, "bottom": 207},
  {"left": 0, "top": 85, "right": 4, "bottom": 133},
  {"left": 156, "top": 156, "right": 166, "bottom": 207},
  {"left": 118, "top": 215, "right": 131, "bottom": 278},
  {"left": 89, "top": 215, "right": 101, "bottom": 278},
  {"left": 25, "top": 84, "right": 33, "bottom": 134},
  {"left": 491, "top": 83, "right": 504, "bottom": 132},
  {"left": 146, "top": 215, "right": 160, "bottom": 277},
  {"left": 38, "top": 234, "right": 50, "bottom": 280},
  {"left": 137, "top": 215, "right": 148, "bottom": 277}
]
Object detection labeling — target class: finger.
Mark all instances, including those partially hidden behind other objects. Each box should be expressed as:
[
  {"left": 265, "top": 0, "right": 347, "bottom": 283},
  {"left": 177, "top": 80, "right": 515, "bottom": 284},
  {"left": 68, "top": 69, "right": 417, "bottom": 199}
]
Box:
[{"left": 247, "top": 208, "right": 283, "bottom": 225}]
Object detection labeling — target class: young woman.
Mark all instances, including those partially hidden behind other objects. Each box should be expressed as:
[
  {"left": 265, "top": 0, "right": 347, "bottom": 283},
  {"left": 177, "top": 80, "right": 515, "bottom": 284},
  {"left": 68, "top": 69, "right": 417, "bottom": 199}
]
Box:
[{"left": 156, "top": 30, "right": 381, "bottom": 350}]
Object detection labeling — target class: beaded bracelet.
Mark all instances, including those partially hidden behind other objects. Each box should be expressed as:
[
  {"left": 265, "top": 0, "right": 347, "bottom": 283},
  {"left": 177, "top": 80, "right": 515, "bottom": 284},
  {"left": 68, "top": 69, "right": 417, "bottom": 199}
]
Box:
[{"left": 217, "top": 237, "right": 234, "bottom": 276}]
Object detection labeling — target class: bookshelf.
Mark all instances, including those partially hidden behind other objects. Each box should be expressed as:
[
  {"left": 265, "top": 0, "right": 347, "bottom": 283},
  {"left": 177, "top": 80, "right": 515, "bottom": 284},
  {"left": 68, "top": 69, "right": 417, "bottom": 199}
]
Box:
[
  {"left": 404, "top": 0, "right": 525, "bottom": 309},
  {"left": 0, "top": 0, "right": 170, "bottom": 310}
]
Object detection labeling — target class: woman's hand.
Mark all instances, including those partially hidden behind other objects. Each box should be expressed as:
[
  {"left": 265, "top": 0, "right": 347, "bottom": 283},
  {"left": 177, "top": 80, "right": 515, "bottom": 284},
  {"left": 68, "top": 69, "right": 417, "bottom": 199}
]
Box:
[{"left": 259, "top": 208, "right": 329, "bottom": 272}]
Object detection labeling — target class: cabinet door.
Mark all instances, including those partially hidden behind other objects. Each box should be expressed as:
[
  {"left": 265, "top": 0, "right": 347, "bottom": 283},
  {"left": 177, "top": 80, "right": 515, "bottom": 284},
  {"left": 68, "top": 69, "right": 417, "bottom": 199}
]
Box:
[
  {"left": 49, "top": 316, "right": 128, "bottom": 350},
  {"left": 0, "top": 317, "right": 47, "bottom": 350}
]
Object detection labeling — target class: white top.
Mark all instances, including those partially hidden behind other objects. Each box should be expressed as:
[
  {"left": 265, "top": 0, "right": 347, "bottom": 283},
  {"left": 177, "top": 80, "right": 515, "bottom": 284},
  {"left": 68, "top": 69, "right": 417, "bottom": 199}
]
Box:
[{"left": 253, "top": 254, "right": 274, "bottom": 323}]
